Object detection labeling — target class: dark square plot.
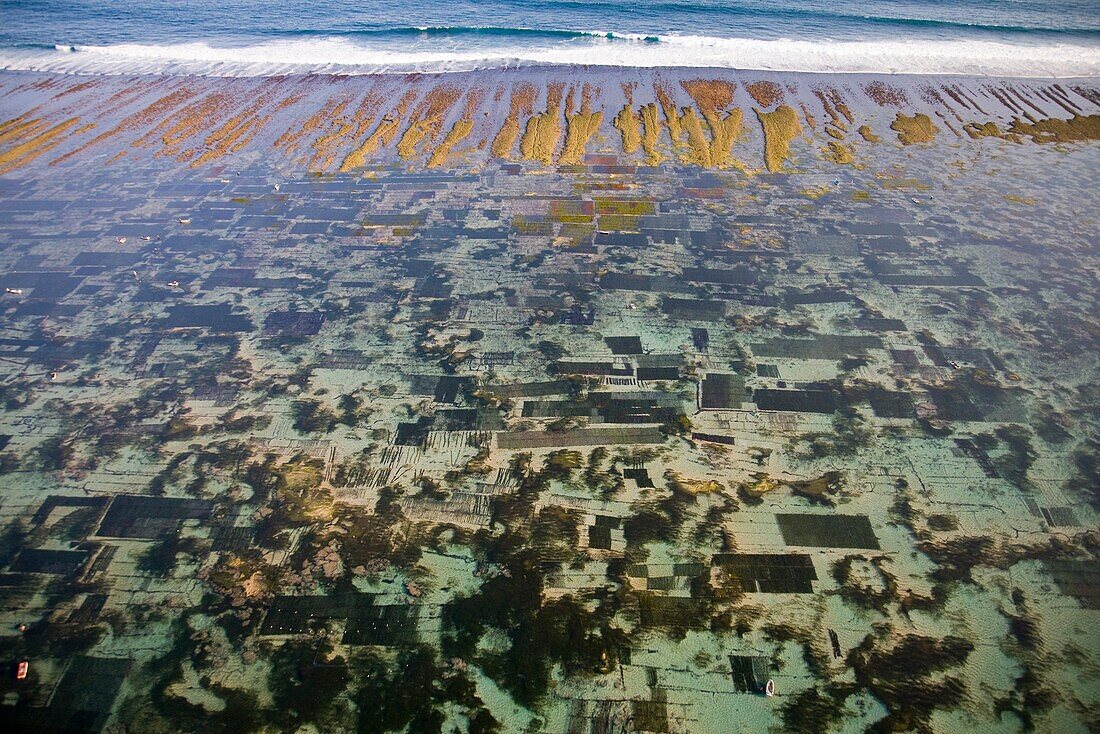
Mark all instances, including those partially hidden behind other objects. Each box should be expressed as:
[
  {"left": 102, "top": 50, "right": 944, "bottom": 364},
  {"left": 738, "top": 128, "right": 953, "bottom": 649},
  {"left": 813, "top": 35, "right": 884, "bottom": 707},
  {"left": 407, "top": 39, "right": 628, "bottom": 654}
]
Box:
[
  {"left": 637, "top": 366, "right": 679, "bottom": 381},
  {"left": 661, "top": 297, "right": 726, "bottom": 321},
  {"left": 97, "top": 495, "right": 212, "bottom": 539},
  {"left": 261, "top": 596, "right": 340, "bottom": 635},
  {"left": 11, "top": 548, "right": 87, "bottom": 575},
  {"left": 756, "top": 364, "right": 780, "bottom": 378},
  {"left": 554, "top": 361, "right": 614, "bottom": 376},
  {"left": 68, "top": 593, "right": 108, "bottom": 624},
  {"left": 395, "top": 417, "right": 434, "bottom": 447},
  {"left": 701, "top": 373, "right": 745, "bottom": 409},
  {"left": 261, "top": 593, "right": 379, "bottom": 634},
  {"left": 7, "top": 272, "right": 84, "bottom": 300},
  {"left": 595, "top": 231, "right": 647, "bottom": 247},
  {"left": 264, "top": 310, "right": 323, "bottom": 336},
  {"left": 623, "top": 467, "right": 654, "bottom": 488},
  {"left": 212, "top": 525, "right": 254, "bottom": 552},
  {"left": 776, "top": 514, "right": 880, "bottom": 549},
  {"left": 1046, "top": 560, "right": 1100, "bottom": 609},
  {"left": 588, "top": 525, "right": 612, "bottom": 550},
  {"left": 637, "top": 594, "right": 701, "bottom": 628},
  {"left": 71, "top": 252, "right": 141, "bottom": 267},
  {"left": 164, "top": 304, "right": 253, "bottom": 332},
  {"left": 434, "top": 376, "right": 472, "bottom": 404},
  {"left": 754, "top": 389, "right": 836, "bottom": 414},
  {"left": 1041, "top": 507, "right": 1080, "bottom": 527},
  {"left": 868, "top": 391, "right": 915, "bottom": 418},
  {"left": 342, "top": 604, "right": 418, "bottom": 646},
  {"left": 632, "top": 700, "right": 669, "bottom": 733},
  {"left": 604, "top": 336, "right": 643, "bottom": 354},
  {"left": 692, "top": 432, "right": 734, "bottom": 445},
  {"left": 712, "top": 553, "right": 817, "bottom": 593},
  {"left": 729, "top": 655, "right": 771, "bottom": 693},
  {"left": 691, "top": 328, "right": 709, "bottom": 351},
  {"left": 49, "top": 656, "right": 131, "bottom": 729}
]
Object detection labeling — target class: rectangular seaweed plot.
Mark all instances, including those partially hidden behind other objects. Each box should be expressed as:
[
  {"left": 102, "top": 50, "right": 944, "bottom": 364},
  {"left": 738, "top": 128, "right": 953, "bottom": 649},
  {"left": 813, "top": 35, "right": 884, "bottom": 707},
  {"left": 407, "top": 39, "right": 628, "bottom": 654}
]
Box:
[
  {"left": 11, "top": 548, "right": 88, "bottom": 575},
  {"left": 711, "top": 553, "right": 818, "bottom": 593},
  {"left": 604, "top": 336, "right": 644, "bottom": 355},
  {"left": 631, "top": 700, "right": 670, "bottom": 733},
  {"left": 751, "top": 336, "right": 882, "bottom": 360},
  {"left": 729, "top": 655, "right": 771, "bottom": 693},
  {"left": 263, "top": 310, "right": 324, "bottom": 336},
  {"left": 637, "top": 366, "right": 680, "bottom": 381},
  {"left": 661, "top": 297, "right": 726, "bottom": 321},
  {"left": 52, "top": 656, "right": 132, "bottom": 716},
  {"left": 489, "top": 380, "right": 571, "bottom": 399},
  {"left": 0, "top": 656, "right": 136, "bottom": 734},
  {"left": 342, "top": 604, "right": 419, "bottom": 646},
  {"left": 868, "top": 390, "right": 916, "bottom": 418},
  {"left": 1045, "top": 560, "right": 1100, "bottom": 609},
  {"left": 775, "top": 514, "right": 880, "bottom": 550},
  {"left": 754, "top": 389, "right": 836, "bottom": 414},
  {"left": 623, "top": 467, "right": 654, "bottom": 488},
  {"left": 637, "top": 594, "right": 702, "bottom": 629},
  {"left": 163, "top": 304, "right": 254, "bottom": 332},
  {"left": 701, "top": 373, "right": 745, "bottom": 409},
  {"left": 496, "top": 426, "right": 665, "bottom": 449},
  {"left": 434, "top": 376, "right": 472, "bottom": 404},
  {"left": 97, "top": 495, "right": 213, "bottom": 538},
  {"left": 260, "top": 593, "right": 376, "bottom": 635}
]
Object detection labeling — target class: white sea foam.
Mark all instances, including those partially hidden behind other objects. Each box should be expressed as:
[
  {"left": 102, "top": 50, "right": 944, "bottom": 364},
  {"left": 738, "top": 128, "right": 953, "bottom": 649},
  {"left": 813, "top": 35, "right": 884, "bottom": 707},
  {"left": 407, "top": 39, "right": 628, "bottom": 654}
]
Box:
[{"left": 2, "top": 34, "right": 1098, "bottom": 78}]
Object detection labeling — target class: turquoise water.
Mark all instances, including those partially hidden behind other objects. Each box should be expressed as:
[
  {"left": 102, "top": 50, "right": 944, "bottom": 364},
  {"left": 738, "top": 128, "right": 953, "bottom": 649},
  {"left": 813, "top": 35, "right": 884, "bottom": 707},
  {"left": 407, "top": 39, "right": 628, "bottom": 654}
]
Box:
[{"left": 1, "top": 0, "right": 1098, "bottom": 75}]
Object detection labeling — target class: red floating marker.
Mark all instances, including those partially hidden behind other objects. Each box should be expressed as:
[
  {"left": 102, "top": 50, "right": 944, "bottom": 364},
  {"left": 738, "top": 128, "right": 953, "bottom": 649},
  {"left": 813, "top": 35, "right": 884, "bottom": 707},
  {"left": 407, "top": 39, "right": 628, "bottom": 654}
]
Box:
[{"left": 16, "top": 660, "right": 29, "bottom": 680}]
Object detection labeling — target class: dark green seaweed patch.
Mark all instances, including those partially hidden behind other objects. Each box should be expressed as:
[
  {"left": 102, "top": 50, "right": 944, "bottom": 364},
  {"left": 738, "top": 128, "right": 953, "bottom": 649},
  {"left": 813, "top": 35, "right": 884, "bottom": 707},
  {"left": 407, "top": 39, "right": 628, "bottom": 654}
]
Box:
[
  {"left": 337, "top": 486, "right": 423, "bottom": 571},
  {"left": 830, "top": 555, "right": 899, "bottom": 610},
  {"left": 0, "top": 519, "right": 28, "bottom": 568},
  {"left": 543, "top": 449, "right": 583, "bottom": 480},
  {"left": 17, "top": 617, "right": 106, "bottom": 661},
  {"left": 530, "top": 505, "right": 582, "bottom": 562},
  {"left": 918, "top": 534, "right": 1074, "bottom": 606},
  {"left": 247, "top": 454, "right": 329, "bottom": 549},
  {"left": 141, "top": 615, "right": 268, "bottom": 733},
  {"left": 778, "top": 683, "right": 855, "bottom": 734},
  {"left": 332, "top": 448, "right": 375, "bottom": 488},
  {"left": 793, "top": 405, "right": 873, "bottom": 459},
  {"left": 443, "top": 553, "right": 626, "bottom": 708},
  {"left": 994, "top": 665, "right": 1056, "bottom": 733},
  {"left": 1068, "top": 437, "right": 1100, "bottom": 510},
  {"left": 291, "top": 398, "right": 340, "bottom": 433},
  {"left": 137, "top": 534, "right": 204, "bottom": 577},
  {"left": 848, "top": 632, "right": 974, "bottom": 733},
  {"left": 622, "top": 474, "right": 696, "bottom": 563},
  {"left": 583, "top": 446, "right": 625, "bottom": 497},
  {"left": 31, "top": 435, "right": 74, "bottom": 472},
  {"left": 353, "top": 646, "right": 447, "bottom": 734},
  {"left": 268, "top": 638, "right": 350, "bottom": 726},
  {"left": 991, "top": 425, "right": 1036, "bottom": 489},
  {"left": 148, "top": 451, "right": 194, "bottom": 495}
]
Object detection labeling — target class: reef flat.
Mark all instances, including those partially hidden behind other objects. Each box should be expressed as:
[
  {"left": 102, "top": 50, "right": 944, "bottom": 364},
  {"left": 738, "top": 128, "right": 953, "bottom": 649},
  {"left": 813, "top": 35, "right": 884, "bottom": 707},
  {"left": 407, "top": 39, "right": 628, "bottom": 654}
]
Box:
[
  {"left": 1, "top": 68, "right": 1099, "bottom": 176},
  {"left": 0, "top": 67, "right": 1097, "bottom": 734}
]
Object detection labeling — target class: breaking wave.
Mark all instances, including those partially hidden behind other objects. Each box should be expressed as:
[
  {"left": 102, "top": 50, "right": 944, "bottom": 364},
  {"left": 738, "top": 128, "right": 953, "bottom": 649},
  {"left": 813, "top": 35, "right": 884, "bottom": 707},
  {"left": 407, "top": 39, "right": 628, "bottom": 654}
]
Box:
[{"left": 0, "top": 31, "right": 1096, "bottom": 78}]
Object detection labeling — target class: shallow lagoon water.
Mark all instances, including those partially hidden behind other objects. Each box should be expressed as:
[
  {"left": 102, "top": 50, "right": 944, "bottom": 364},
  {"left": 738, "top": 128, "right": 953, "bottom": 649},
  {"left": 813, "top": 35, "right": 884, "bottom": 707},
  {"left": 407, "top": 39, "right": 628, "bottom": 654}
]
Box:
[{"left": 0, "top": 67, "right": 1097, "bottom": 732}]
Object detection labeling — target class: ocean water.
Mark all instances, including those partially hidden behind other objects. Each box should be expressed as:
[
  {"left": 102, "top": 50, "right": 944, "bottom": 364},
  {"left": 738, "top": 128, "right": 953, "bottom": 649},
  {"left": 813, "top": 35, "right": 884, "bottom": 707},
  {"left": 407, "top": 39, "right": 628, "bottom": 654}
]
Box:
[{"left": 0, "top": 0, "right": 1098, "bottom": 77}]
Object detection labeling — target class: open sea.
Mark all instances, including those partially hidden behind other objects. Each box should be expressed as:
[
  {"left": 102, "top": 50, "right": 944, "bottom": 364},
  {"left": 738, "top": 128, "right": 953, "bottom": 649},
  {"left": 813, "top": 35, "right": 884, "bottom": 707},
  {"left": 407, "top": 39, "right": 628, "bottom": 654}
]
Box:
[{"left": 0, "top": 0, "right": 1098, "bottom": 77}]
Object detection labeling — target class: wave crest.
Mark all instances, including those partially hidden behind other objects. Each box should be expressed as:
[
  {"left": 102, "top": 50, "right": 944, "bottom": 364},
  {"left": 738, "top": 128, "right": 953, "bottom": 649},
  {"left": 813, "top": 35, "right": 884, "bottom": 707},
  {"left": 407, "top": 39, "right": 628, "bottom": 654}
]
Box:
[{"left": 1, "top": 32, "right": 1097, "bottom": 78}]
